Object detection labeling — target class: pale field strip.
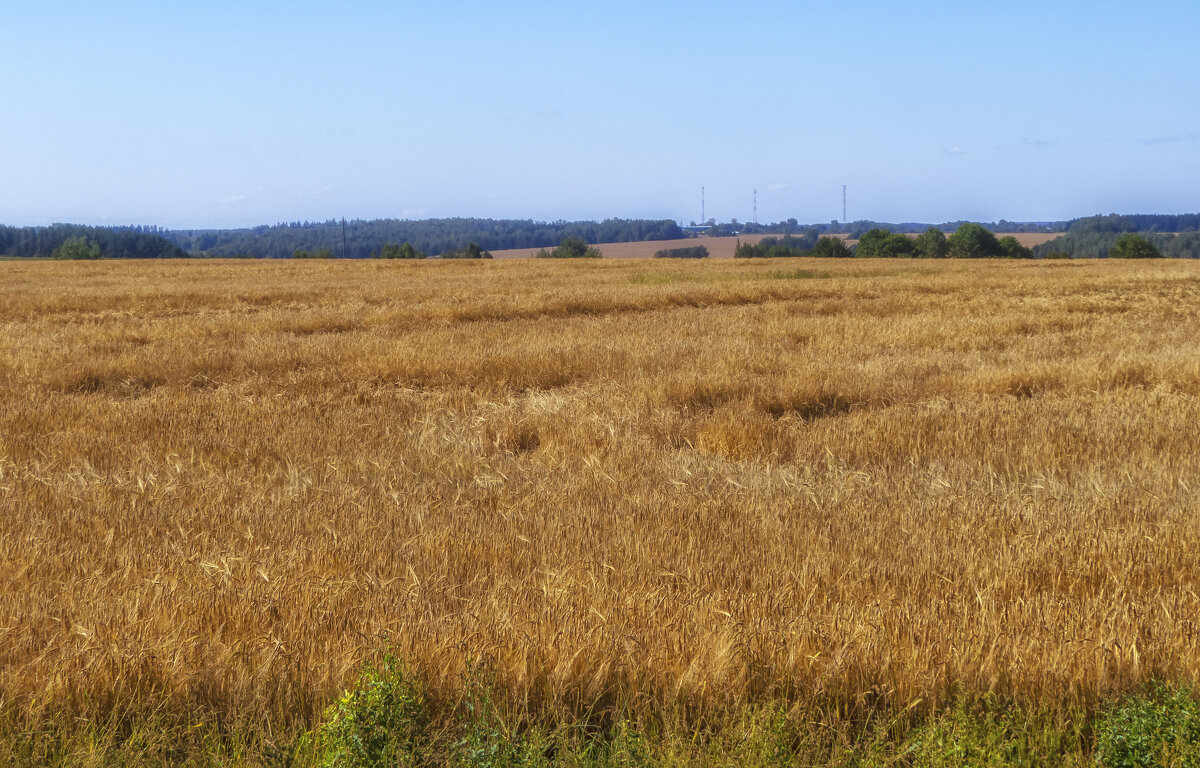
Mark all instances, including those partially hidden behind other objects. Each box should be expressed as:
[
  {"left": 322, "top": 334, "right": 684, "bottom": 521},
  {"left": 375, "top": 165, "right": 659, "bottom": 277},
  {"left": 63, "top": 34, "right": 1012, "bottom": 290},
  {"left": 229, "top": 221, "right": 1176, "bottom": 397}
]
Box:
[{"left": 0, "top": 256, "right": 1196, "bottom": 730}]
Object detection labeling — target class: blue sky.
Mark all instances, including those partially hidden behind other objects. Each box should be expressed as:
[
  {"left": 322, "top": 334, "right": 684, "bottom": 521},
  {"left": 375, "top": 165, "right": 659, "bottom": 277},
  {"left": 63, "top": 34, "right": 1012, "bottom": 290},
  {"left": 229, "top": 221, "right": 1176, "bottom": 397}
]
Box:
[{"left": 3, "top": 1, "right": 1198, "bottom": 228}]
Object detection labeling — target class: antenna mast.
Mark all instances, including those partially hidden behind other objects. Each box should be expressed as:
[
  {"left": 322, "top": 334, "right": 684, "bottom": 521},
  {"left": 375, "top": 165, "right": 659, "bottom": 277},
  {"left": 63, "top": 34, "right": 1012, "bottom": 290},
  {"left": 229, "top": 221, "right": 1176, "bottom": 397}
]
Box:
[
  {"left": 842, "top": 185, "right": 847, "bottom": 226},
  {"left": 342, "top": 218, "right": 347, "bottom": 259},
  {"left": 753, "top": 189, "right": 758, "bottom": 225}
]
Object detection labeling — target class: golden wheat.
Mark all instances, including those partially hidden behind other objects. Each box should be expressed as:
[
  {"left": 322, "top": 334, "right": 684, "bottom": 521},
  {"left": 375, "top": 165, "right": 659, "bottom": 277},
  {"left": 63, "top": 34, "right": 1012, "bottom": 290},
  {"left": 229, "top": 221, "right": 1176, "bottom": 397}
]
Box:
[{"left": 1, "top": 256, "right": 1199, "bottom": 734}]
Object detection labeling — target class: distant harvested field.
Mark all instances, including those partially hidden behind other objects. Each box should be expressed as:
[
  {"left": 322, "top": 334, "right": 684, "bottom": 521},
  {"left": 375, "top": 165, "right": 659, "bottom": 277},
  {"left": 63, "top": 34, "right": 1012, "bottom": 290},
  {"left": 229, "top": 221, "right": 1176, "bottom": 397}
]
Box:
[
  {"left": 996, "top": 231, "right": 1064, "bottom": 247},
  {"left": 489, "top": 231, "right": 1063, "bottom": 258},
  {"left": 1, "top": 256, "right": 1198, "bottom": 755}
]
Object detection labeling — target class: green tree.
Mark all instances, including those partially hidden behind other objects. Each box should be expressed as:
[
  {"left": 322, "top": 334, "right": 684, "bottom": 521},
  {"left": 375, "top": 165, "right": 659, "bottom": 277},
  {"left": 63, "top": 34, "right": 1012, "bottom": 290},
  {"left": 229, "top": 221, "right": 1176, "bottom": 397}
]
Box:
[
  {"left": 855, "top": 228, "right": 916, "bottom": 258},
  {"left": 732, "top": 232, "right": 819, "bottom": 258},
  {"left": 53, "top": 236, "right": 102, "bottom": 260},
  {"left": 914, "top": 227, "right": 950, "bottom": 258},
  {"left": 442, "top": 242, "right": 492, "bottom": 259},
  {"left": 377, "top": 242, "right": 426, "bottom": 259},
  {"left": 535, "top": 236, "right": 601, "bottom": 258},
  {"left": 1109, "top": 232, "right": 1161, "bottom": 258},
  {"left": 809, "top": 237, "right": 853, "bottom": 258},
  {"left": 853, "top": 228, "right": 889, "bottom": 258},
  {"left": 947, "top": 223, "right": 1003, "bottom": 258},
  {"left": 998, "top": 236, "right": 1033, "bottom": 259}
]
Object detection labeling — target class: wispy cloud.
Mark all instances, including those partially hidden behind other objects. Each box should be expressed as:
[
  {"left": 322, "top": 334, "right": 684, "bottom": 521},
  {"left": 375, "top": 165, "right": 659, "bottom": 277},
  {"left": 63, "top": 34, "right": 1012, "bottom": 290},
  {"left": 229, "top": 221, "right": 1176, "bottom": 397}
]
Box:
[
  {"left": 1139, "top": 132, "right": 1195, "bottom": 146},
  {"left": 943, "top": 146, "right": 966, "bottom": 156},
  {"left": 1023, "top": 137, "right": 1056, "bottom": 147}
]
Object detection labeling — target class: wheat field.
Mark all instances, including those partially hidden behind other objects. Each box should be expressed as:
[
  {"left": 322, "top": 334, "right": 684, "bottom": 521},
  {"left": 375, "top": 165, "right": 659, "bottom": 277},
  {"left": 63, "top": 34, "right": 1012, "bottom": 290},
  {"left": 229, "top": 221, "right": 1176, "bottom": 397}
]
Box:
[{"left": 2, "top": 256, "right": 1199, "bottom": 743}]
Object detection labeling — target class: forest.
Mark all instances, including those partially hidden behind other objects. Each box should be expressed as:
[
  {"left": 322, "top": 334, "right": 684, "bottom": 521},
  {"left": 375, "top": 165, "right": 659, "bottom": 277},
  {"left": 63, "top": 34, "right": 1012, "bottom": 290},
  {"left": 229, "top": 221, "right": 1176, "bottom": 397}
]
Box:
[
  {"left": 734, "top": 225, "right": 1035, "bottom": 259},
  {"left": 164, "top": 218, "right": 684, "bottom": 259},
  {"left": 711, "top": 217, "right": 1067, "bottom": 238},
  {"left": 3, "top": 213, "right": 1200, "bottom": 260},
  {"left": 0, "top": 224, "right": 184, "bottom": 259},
  {"left": 1033, "top": 214, "right": 1200, "bottom": 258}
]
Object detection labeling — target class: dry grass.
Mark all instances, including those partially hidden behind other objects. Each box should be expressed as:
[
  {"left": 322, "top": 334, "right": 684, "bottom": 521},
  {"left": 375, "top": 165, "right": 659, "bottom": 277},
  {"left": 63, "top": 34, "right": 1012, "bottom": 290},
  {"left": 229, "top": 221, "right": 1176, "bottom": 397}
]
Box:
[{"left": 1, "top": 256, "right": 1198, "bottom": 739}]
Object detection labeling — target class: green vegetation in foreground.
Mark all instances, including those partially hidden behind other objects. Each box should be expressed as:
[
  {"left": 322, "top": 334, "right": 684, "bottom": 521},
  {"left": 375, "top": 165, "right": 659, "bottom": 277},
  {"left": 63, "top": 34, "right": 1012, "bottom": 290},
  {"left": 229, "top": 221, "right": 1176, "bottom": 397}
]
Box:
[{"left": 5, "top": 657, "right": 1199, "bottom": 767}]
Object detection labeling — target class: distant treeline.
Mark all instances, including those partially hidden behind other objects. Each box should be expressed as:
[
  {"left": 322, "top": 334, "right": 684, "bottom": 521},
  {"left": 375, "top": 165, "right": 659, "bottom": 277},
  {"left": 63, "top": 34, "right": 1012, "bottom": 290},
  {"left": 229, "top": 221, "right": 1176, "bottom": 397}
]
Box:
[
  {"left": 164, "top": 218, "right": 684, "bottom": 258},
  {"left": 1034, "top": 231, "right": 1200, "bottom": 259},
  {"left": 1066, "top": 213, "right": 1200, "bottom": 234},
  {"left": 735, "top": 232, "right": 840, "bottom": 258},
  {"left": 0, "top": 224, "right": 184, "bottom": 259},
  {"left": 6, "top": 213, "right": 1200, "bottom": 260},
  {"left": 732, "top": 224, "right": 1179, "bottom": 260},
  {"left": 1029, "top": 214, "right": 1200, "bottom": 258},
  {"left": 704, "top": 218, "right": 1067, "bottom": 238}
]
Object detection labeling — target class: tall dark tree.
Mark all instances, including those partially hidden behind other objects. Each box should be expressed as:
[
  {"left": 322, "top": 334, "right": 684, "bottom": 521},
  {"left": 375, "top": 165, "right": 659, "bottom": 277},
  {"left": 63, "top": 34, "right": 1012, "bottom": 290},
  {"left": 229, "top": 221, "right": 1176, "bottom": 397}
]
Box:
[
  {"left": 914, "top": 227, "right": 950, "bottom": 258},
  {"left": 809, "top": 237, "right": 852, "bottom": 258},
  {"left": 947, "top": 223, "right": 1003, "bottom": 258},
  {"left": 53, "top": 236, "right": 102, "bottom": 260},
  {"left": 442, "top": 242, "right": 492, "bottom": 259},
  {"left": 855, "top": 228, "right": 916, "bottom": 258},
  {"left": 998, "top": 236, "right": 1033, "bottom": 259},
  {"left": 1109, "top": 233, "right": 1161, "bottom": 258},
  {"left": 535, "top": 236, "right": 601, "bottom": 258},
  {"left": 376, "top": 242, "right": 426, "bottom": 259}
]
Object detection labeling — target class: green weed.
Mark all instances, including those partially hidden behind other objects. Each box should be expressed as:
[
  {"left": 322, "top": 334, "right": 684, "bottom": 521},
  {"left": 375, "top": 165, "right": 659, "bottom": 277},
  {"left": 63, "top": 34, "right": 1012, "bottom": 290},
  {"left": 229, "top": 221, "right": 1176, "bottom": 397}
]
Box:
[{"left": 1093, "top": 682, "right": 1200, "bottom": 768}]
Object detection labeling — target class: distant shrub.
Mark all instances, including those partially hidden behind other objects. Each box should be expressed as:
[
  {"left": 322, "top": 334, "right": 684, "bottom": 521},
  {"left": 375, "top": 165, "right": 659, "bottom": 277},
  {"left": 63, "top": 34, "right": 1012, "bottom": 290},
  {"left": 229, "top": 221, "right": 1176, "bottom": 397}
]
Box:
[
  {"left": 1109, "top": 233, "right": 1162, "bottom": 259},
  {"left": 914, "top": 227, "right": 950, "bottom": 258},
  {"left": 53, "top": 236, "right": 102, "bottom": 260},
  {"left": 998, "top": 235, "right": 1034, "bottom": 259},
  {"left": 375, "top": 242, "right": 426, "bottom": 259},
  {"left": 1093, "top": 682, "right": 1200, "bottom": 768},
  {"left": 292, "top": 248, "right": 335, "bottom": 259},
  {"left": 654, "top": 245, "right": 709, "bottom": 258},
  {"left": 854, "top": 228, "right": 917, "bottom": 258},
  {"left": 809, "top": 236, "right": 853, "bottom": 258},
  {"left": 734, "top": 231, "right": 820, "bottom": 258},
  {"left": 441, "top": 242, "right": 492, "bottom": 259},
  {"left": 947, "top": 222, "right": 1004, "bottom": 258},
  {"left": 535, "top": 236, "right": 601, "bottom": 258}
]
